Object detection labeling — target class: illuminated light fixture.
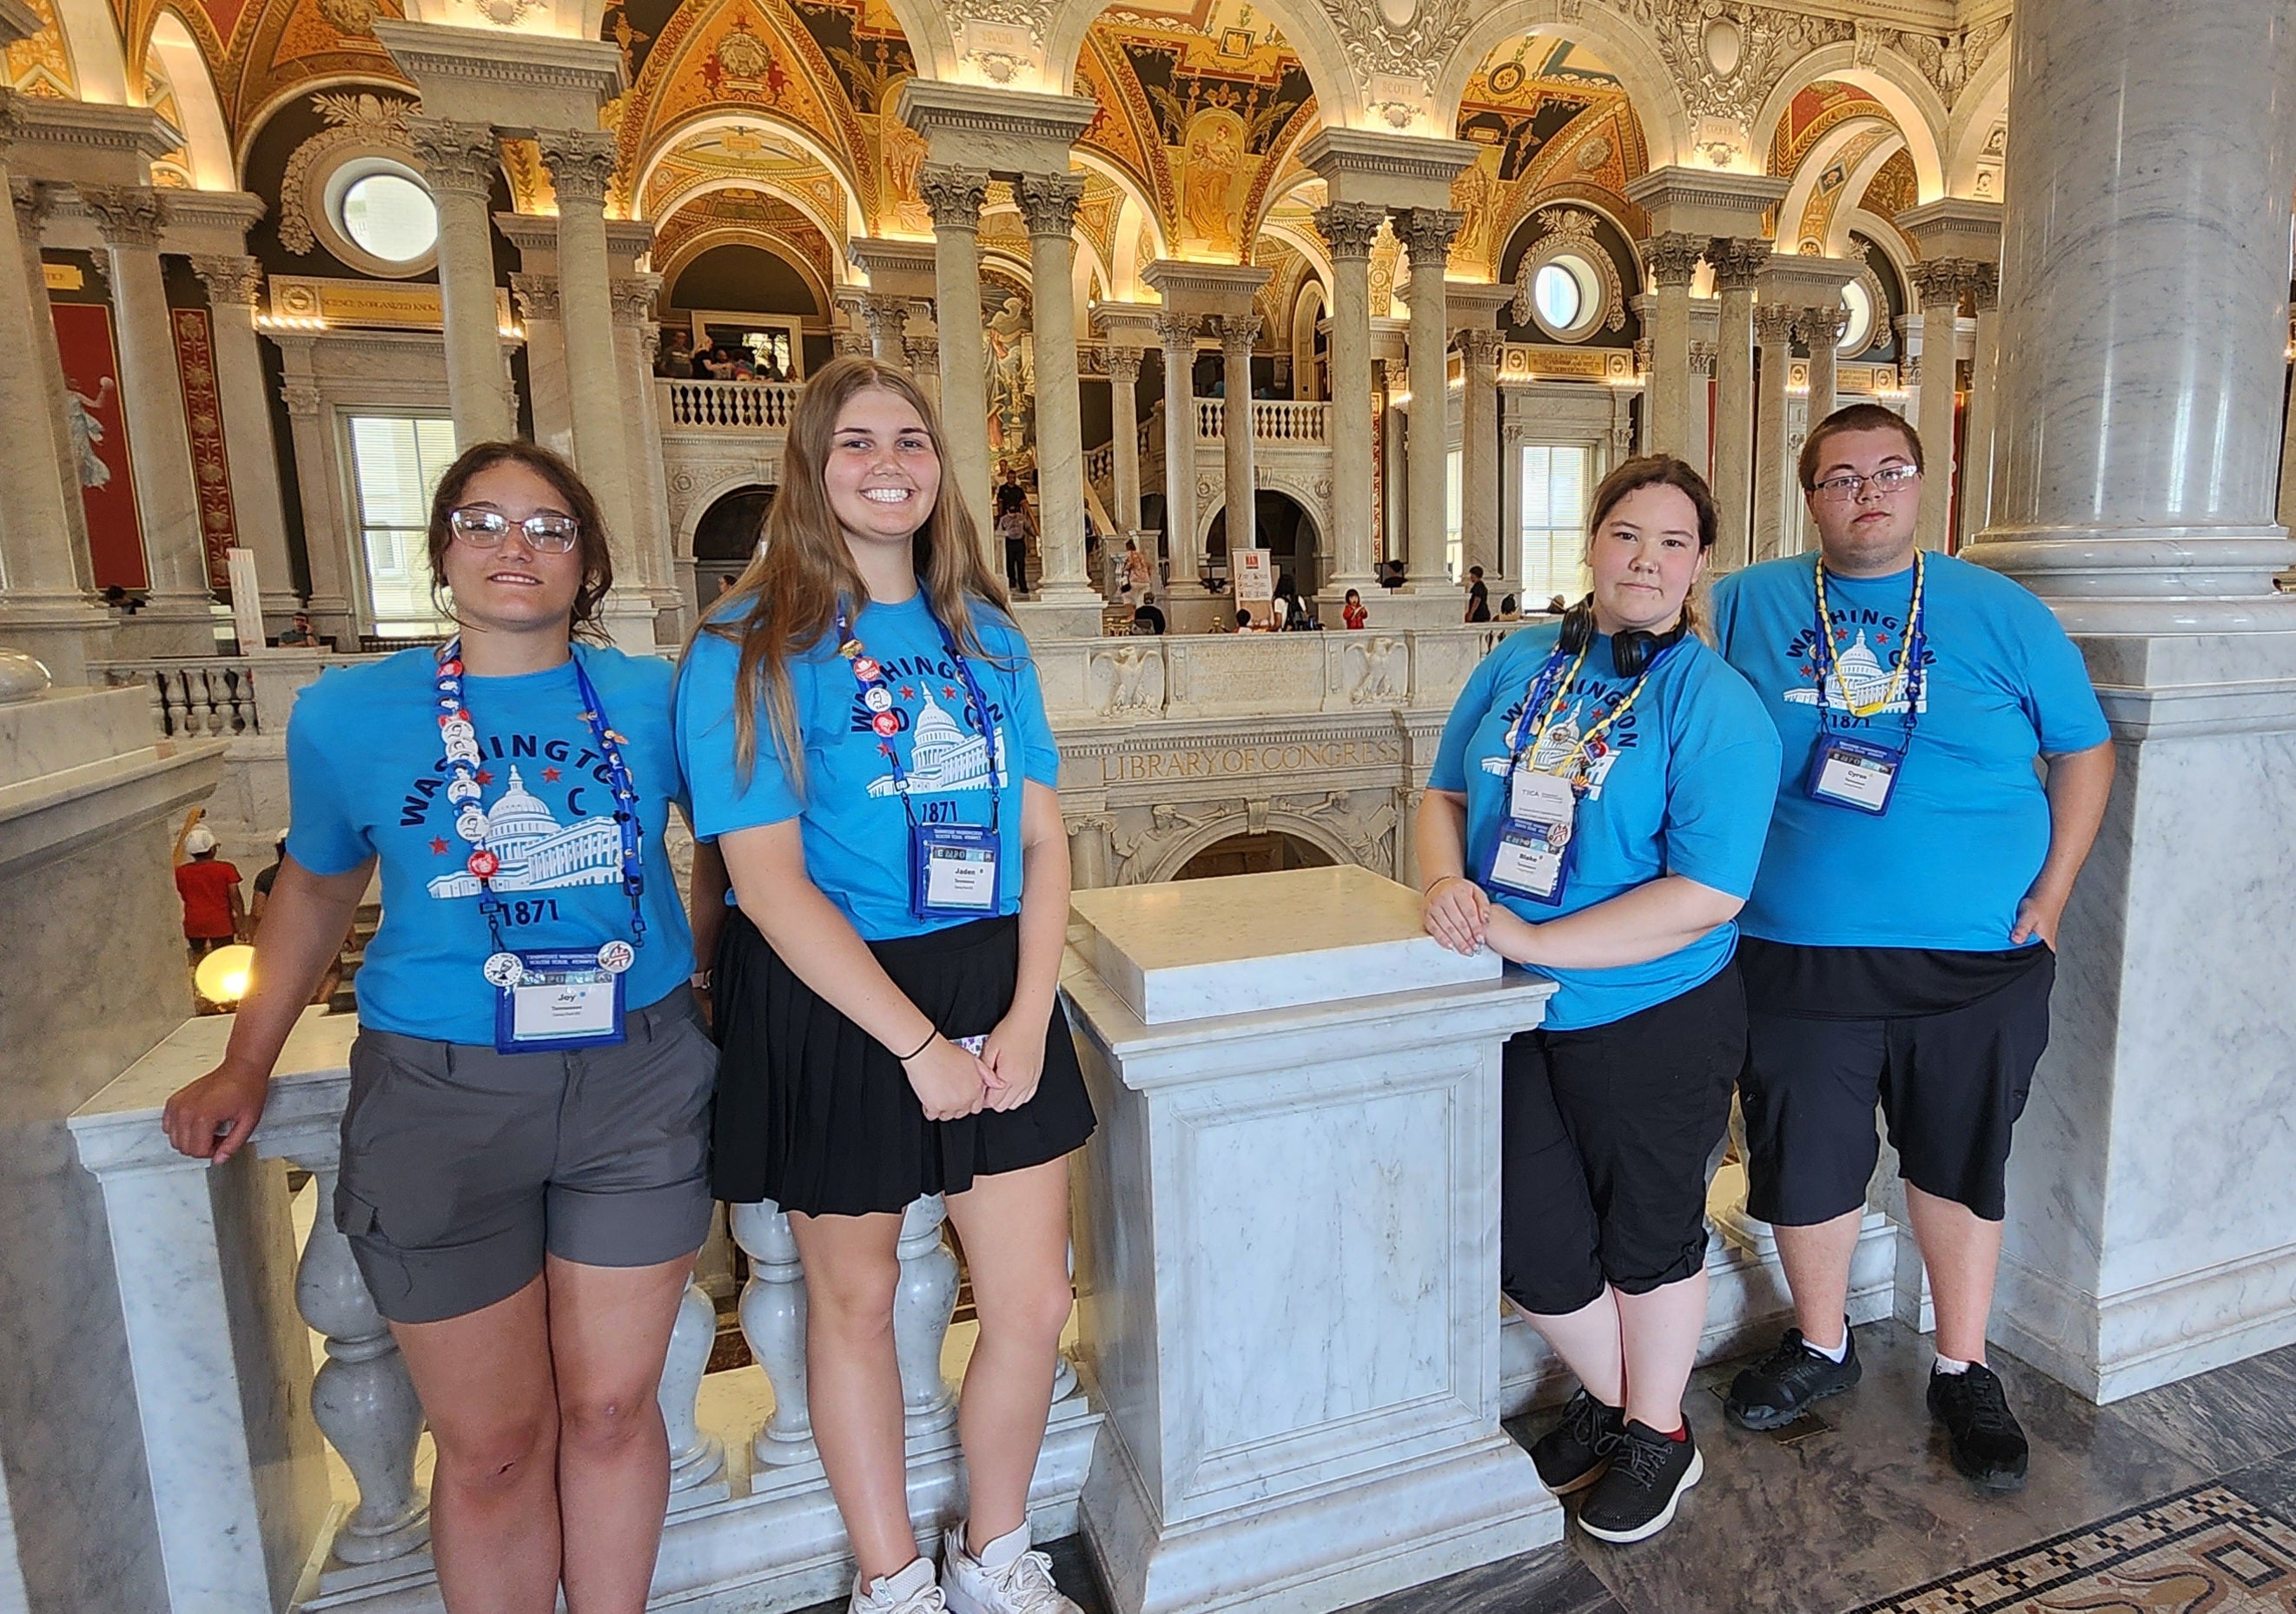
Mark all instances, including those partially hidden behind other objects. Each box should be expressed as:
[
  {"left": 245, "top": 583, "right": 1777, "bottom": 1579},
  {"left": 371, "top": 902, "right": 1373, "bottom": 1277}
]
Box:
[
  {"left": 255, "top": 314, "right": 328, "bottom": 332},
  {"left": 195, "top": 943, "right": 258, "bottom": 1009}
]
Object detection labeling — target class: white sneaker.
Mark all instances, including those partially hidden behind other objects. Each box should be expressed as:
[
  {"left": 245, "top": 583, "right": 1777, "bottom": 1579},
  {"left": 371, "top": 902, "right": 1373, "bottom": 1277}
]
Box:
[
  {"left": 938, "top": 1520, "right": 1080, "bottom": 1614},
  {"left": 849, "top": 1555, "right": 946, "bottom": 1614}
]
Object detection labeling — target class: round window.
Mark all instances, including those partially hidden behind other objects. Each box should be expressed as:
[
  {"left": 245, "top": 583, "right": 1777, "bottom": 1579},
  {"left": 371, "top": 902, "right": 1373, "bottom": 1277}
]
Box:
[
  {"left": 340, "top": 172, "right": 437, "bottom": 264},
  {"left": 1533, "top": 262, "right": 1582, "bottom": 329},
  {"left": 1837, "top": 280, "right": 1875, "bottom": 355}
]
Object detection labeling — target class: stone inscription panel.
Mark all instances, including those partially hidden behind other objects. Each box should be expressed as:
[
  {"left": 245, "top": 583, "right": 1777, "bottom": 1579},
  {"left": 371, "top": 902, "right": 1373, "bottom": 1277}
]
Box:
[{"left": 1102, "top": 736, "right": 1405, "bottom": 785}]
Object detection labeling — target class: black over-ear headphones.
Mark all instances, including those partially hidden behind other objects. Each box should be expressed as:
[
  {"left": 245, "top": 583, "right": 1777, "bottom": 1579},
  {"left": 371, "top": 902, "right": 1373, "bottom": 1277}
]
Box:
[{"left": 1558, "top": 594, "right": 1689, "bottom": 678}]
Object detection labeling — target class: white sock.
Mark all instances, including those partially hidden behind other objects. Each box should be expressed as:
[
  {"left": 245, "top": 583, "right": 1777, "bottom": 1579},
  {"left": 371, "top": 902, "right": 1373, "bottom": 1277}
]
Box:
[
  {"left": 1934, "top": 1353, "right": 1975, "bottom": 1376},
  {"left": 1803, "top": 1330, "right": 1849, "bottom": 1364}
]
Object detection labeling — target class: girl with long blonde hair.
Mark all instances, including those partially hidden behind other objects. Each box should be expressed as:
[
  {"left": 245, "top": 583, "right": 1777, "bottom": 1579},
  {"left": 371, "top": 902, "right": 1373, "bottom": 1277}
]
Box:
[{"left": 677, "top": 356, "right": 1094, "bottom": 1614}]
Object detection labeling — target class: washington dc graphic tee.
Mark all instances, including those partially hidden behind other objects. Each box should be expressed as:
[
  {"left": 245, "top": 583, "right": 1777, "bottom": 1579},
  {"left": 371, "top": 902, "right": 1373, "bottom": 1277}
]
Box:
[
  {"left": 1430, "top": 621, "right": 1780, "bottom": 1031},
  {"left": 1711, "top": 552, "right": 2110, "bottom": 952},
  {"left": 676, "top": 592, "right": 1061, "bottom": 941},
  {"left": 286, "top": 645, "right": 694, "bottom": 1045}
]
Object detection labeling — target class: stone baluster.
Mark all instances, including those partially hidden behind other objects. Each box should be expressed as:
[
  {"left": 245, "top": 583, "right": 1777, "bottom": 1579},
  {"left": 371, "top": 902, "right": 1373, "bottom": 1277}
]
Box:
[
  {"left": 730, "top": 1199, "right": 815, "bottom": 1465},
  {"left": 1752, "top": 301, "right": 1797, "bottom": 562},
  {"left": 1314, "top": 202, "right": 1384, "bottom": 605},
  {"left": 894, "top": 1193, "right": 959, "bottom": 1435},
  {"left": 406, "top": 119, "right": 513, "bottom": 446},
  {"left": 1395, "top": 208, "right": 1463, "bottom": 589},
  {"left": 295, "top": 1164, "right": 431, "bottom": 1564},
  {"left": 1016, "top": 172, "right": 1095, "bottom": 601},
  {"left": 1909, "top": 258, "right": 1967, "bottom": 551},
  {"left": 1216, "top": 314, "right": 1260, "bottom": 566},
  {"left": 1155, "top": 311, "right": 1203, "bottom": 596},
  {"left": 1959, "top": 265, "right": 2002, "bottom": 546},
  {"left": 1638, "top": 233, "right": 1704, "bottom": 458},
  {"left": 1708, "top": 239, "right": 1770, "bottom": 572},
  {"left": 919, "top": 166, "right": 994, "bottom": 546},
  {"left": 658, "top": 1280, "right": 727, "bottom": 1500}
]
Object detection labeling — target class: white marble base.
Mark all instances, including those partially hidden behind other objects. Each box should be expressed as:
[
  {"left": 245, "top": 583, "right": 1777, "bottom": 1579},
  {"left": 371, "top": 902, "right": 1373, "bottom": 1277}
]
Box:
[{"left": 1010, "top": 599, "right": 1111, "bottom": 644}]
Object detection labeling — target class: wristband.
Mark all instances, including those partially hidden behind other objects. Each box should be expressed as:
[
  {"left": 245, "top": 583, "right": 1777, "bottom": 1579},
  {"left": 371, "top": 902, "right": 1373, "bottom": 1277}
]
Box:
[{"left": 897, "top": 1029, "right": 937, "bottom": 1062}]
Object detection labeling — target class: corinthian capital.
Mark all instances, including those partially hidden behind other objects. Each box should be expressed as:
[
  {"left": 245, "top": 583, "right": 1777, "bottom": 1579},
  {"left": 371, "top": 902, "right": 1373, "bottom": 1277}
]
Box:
[
  {"left": 1639, "top": 231, "right": 1704, "bottom": 289},
  {"left": 917, "top": 165, "right": 988, "bottom": 231},
  {"left": 190, "top": 253, "right": 264, "bottom": 308},
  {"left": 1014, "top": 172, "right": 1085, "bottom": 238},
  {"left": 407, "top": 118, "right": 501, "bottom": 199},
  {"left": 76, "top": 184, "right": 165, "bottom": 250},
  {"left": 1705, "top": 236, "right": 1771, "bottom": 293},
  {"left": 535, "top": 129, "right": 619, "bottom": 207},
  {"left": 1393, "top": 206, "right": 1463, "bottom": 264},
  {"left": 1313, "top": 201, "right": 1386, "bottom": 261}
]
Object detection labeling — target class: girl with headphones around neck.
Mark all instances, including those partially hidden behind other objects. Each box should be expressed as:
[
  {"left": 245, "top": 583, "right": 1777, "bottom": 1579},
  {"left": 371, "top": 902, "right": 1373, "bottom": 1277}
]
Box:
[
  {"left": 1417, "top": 455, "right": 1781, "bottom": 1545},
  {"left": 674, "top": 357, "right": 1094, "bottom": 1614}
]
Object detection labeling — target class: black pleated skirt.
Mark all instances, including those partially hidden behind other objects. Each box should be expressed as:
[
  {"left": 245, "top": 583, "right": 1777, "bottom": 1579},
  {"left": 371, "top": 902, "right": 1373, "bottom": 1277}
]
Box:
[{"left": 711, "top": 910, "right": 1096, "bottom": 1216}]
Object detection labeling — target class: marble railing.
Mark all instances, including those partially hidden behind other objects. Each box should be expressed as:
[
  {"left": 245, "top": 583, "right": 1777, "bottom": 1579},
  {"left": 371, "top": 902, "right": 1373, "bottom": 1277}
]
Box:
[
  {"left": 1186, "top": 398, "right": 1332, "bottom": 443},
  {"left": 69, "top": 1010, "right": 1098, "bottom": 1612},
  {"left": 90, "top": 653, "right": 378, "bottom": 741},
  {"left": 1082, "top": 442, "right": 1114, "bottom": 486},
  {"left": 658, "top": 378, "right": 803, "bottom": 432}
]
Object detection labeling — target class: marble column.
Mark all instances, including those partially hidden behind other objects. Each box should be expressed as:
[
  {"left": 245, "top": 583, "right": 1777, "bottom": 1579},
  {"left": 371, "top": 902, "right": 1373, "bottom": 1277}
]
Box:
[
  {"left": 1154, "top": 311, "right": 1202, "bottom": 595},
  {"left": 1909, "top": 259, "right": 1966, "bottom": 552},
  {"left": 10, "top": 179, "right": 94, "bottom": 591},
  {"left": 1315, "top": 202, "right": 1382, "bottom": 605},
  {"left": 1957, "top": 264, "right": 2002, "bottom": 548},
  {"left": 536, "top": 130, "right": 646, "bottom": 646},
  {"left": 1107, "top": 347, "right": 1143, "bottom": 535},
  {"left": 1459, "top": 325, "right": 1501, "bottom": 588},
  {"left": 1639, "top": 233, "right": 1703, "bottom": 458},
  {"left": 189, "top": 255, "right": 299, "bottom": 627},
  {"left": 1217, "top": 313, "right": 1259, "bottom": 565},
  {"left": 77, "top": 185, "right": 214, "bottom": 644},
  {"left": 1396, "top": 208, "right": 1462, "bottom": 588},
  {"left": 904, "top": 331, "right": 940, "bottom": 412},
  {"left": 1709, "top": 239, "right": 1769, "bottom": 571},
  {"left": 1795, "top": 304, "right": 1847, "bottom": 551},
  {"left": 277, "top": 375, "right": 353, "bottom": 645},
  {"left": 1751, "top": 301, "right": 1796, "bottom": 564},
  {"left": 510, "top": 271, "right": 572, "bottom": 459},
  {"left": 407, "top": 119, "right": 513, "bottom": 448},
  {"left": 860, "top": 293, "right": 909, "bottom": 367},
  {"left": 1016, "top": 172, "right": 1093, "bottom": 602},
  {"left": 1958, "top": 0, "right": 2296, "bottom": 1405},
  {"left": 612, "top": 272, "right": 678, "bottom": 633},
  {"left": 0, "top": 119, "right": 103, "bottom": 679},
  {"left": 919, "top": 166, "right": 993, "bottom": 549}
]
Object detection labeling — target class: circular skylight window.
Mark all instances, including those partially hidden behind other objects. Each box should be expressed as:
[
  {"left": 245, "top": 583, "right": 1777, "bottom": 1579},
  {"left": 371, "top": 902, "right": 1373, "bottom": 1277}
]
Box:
[{"left": 339, "top": 171, "right": 437, "bottom": 264}]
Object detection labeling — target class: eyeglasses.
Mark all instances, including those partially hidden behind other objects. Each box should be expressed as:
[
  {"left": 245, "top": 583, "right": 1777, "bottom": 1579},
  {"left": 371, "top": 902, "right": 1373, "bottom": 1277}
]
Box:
[
  {"left": 448, "top": 507, "right": 581, "bottom": 552},
  {"left": 1810, "top": 465, "right": 1921, "bottom": 503}
]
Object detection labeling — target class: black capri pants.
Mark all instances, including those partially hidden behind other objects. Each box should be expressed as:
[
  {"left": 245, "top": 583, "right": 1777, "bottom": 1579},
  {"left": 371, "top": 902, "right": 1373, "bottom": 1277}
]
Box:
[{"left": 1501, "top": 961, "right": 1745, "bottom": 1317}]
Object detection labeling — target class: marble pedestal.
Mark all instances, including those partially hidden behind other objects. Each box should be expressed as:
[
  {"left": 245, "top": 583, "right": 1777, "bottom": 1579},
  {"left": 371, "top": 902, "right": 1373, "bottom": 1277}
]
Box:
[{"left": 1063, "top": 867, "right": 1559, "bottom": 1614}]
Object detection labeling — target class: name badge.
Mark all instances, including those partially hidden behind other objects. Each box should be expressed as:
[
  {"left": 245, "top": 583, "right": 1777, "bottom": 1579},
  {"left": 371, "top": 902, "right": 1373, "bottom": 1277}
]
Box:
[
  {"left": 1806, "top": 734, "right": 1905, "bottom": 815},
  {"left": 492, "top": 947, "right": 628, "bottom": 1053},
  {"left": 1485, "top": 771, "right": 1576, "bottom": 907},
  {"left": 911, "top": 824, "right": 1000, "bottom": 919}
]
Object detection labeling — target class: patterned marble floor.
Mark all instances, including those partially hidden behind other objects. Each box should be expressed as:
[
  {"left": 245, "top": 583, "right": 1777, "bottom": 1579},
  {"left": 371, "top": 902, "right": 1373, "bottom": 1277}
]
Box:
[{"left": 795, "top": 1323, "right": 2296, "bottom": 1614}]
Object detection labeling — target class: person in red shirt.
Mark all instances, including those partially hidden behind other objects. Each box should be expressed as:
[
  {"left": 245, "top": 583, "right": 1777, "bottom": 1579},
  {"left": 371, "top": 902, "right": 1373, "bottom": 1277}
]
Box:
[
  {"left": 173, "top": 812, "right": 244, "bottom": 960},
  {"left": 1343, "top": 588, "right": 1368, "bottom": 630}
]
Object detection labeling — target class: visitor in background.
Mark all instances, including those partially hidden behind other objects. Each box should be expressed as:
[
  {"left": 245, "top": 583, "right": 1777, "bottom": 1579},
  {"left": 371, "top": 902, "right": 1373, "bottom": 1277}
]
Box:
[
  {"left": 249, "top": 830, "right": 288, "bottom": 926},
  {"left": 1131, "top": 591, "right": 1166, "bottom": 635},
  {"left": 1498, "top": 594, "right": 1521, "bottom": 621},
  {"left": 1712, "top": 403, "right": 2114, "bottom": 1493},
  {"left": 1417, "top": 455, "right": 1780, "bottom": 1544},
  {"left": 1343, "top": 588, "right": 1368, "bottom": 630},
  {"left": 995, "top": 476, "right": 1032, "bottom": 595},
  {"left": 276, "top": 609, "right": 315, "bottom": 647},
  {"left": 1547, "top": 594, "right": 1569, "bottom": 614},
  {"left": 162, "top": 440, "right": 718, "bottom": 1614},
  {"left": 173, "top": 811, "right": 245, "bottom": 962},
  {"left": 676, "top": 356, "right": 1093, "bottom": 1614},
  {"left": 1465, "top": 565, "right": 1492, "bottom": 624},
  {"left": 1119, "top": 538, "right": 1151, "bottom": 602},
  {"left": 1380, "top": 558, "right": 1407, "bottom": 591}
]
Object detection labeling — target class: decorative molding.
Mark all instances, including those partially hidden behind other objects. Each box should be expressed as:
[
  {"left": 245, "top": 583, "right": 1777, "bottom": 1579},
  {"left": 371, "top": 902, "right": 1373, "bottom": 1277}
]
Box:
[
  {"left": 904, "top": 334, "right": 939, "bottom": 369},
  {"left": 1908, "top": 255, "right": 1968, "bottom": 309},
  {"left": 1014, "top": 171, "right": 1085, "bottom": 239},
  {"left": 917, "top": 164, "right": 989, "bottom": 232},
  {"left": 277, "top": 93, "right": 415, "bottom": 256},
  {"left": 1312, "top": 0, "right": 1477, "bottom": 96},
  {"left": 76, "top": 184, "right": 164, "bottom": 250},
  {"left": 1892, "top": 19, "right": 2010, "bottom": 110},
  {"left": 406, "top": 117, "right": 500, "bottom": 201},
  {"left": 509, "top": 270, "right": 559, "bottom": 323},
  {"left": 1105, "top": 347, "right": 1141, "bottom": 386},
  {"left": 1313, "top": 202, "right": 1386, "bottom": 261},
  {"left": 1966, "top": 262, "right": 2000, "bottom": 314},
  {"left": 1621, "top": 0, "right": 1855, "bottom": 135},
  {"left": 1514, "top": 208, "right": 1628, "bottom": 332},
  {"left": 1217, "top": 313, "right": 1261, "bottom": 354},
  {"left": 1393, "top": 206, "right": 1463, "bottom": 265},
  {"left": 534, "top": 129, "right": 618, "bottom": 207},
  {"left": 369, "top": 21, "right": 625, "bottom": 107},
  {"left": 609, "top": 273, "right": 659, "bottom": 327},
  {"left": 1752, "top": 300, "right": 1799, "bottom": 347},
  {"left": 1639, "top": 229, "right": 1704, "bottom": 288},
  {"left": 1154, "top": 310, "right": 1198, "bottom": 349},
  {"left": 189, "top": 254, "right": 263, "bottom": 307},
  {"left": 1792, "top": 303, "right": 1850, "bottom": 349},
  {"left": 1706, "top": 236, "right": 1772, "bottom": 294}
]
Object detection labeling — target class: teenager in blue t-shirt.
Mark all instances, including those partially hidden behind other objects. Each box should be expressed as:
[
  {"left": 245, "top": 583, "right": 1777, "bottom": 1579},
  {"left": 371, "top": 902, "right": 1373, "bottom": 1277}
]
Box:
[
  {"left": 674, "top": 357, "right": 1093, "bottom": 1614},
  {"left": 1711, "top": 403, "right": 2114, "bottom": 1493},
  {"left": 162, "top": 443, "right": 718, "bottom": 1613},
  {"left": 1420, "top": 456, "right": 1780, "bottom": 1545}
]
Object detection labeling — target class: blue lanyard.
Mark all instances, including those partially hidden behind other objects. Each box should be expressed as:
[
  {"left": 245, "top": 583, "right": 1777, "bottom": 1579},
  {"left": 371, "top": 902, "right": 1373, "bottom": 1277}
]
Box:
[
  {"left": 434, "top": 639, "right": 647, "bottom": 956},
  {"left": 834, "top": 592, "right": 1004, "bottom": 833},
  {"left": 1500, "top": 646, "right": 1576, "bottom": 774},
  {"left": 1811, "top": 557, "right": 1929, "bottom": 742}
]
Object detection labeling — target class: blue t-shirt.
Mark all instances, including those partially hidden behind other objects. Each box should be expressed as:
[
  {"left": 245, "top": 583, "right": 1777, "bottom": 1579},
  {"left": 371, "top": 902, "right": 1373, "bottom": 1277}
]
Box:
[
  {"left": 675, "top": 592, "right": 1062, "bottom": 941},
  {"left": 1710, "top": 553, "right": 2111, "bottom": 950},
  {"left": 1428, "top": 623, "right": 1781, "bottom": 1030},
  {"left": 286, "top": 645, "right": 695, "bottom": 1045}
]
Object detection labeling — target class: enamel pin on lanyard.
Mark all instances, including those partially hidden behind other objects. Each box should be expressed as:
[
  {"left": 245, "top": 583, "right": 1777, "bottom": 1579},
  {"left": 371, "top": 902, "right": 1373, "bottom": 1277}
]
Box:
[
  {"left": 1484, "top": 638, "right": 1665, "bottom": 905},
  {"left": 1804, "top": 552, "right": 1928, "bottom": 816},
  {"left": 836, "top": 596, "right": 1007, "bottom": 922},
  {"left": 437, "top": 640, "right": 648, "bottom": 1053}
]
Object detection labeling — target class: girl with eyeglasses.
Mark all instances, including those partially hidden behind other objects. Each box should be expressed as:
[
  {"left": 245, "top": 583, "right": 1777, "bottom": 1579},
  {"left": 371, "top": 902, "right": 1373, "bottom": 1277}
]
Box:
[
  {"left": 675, "top": 356, "right": 1092, "bottom": 1614},
  {"left": 162, "top": 441, "right": 718, "bottom": 1614}
]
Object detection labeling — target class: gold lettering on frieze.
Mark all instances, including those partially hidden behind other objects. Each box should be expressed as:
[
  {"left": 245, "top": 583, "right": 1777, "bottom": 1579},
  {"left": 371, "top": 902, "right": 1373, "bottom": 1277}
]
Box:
[{"left": 1101, "top": 737, "right": 1405, "bottom": 784}]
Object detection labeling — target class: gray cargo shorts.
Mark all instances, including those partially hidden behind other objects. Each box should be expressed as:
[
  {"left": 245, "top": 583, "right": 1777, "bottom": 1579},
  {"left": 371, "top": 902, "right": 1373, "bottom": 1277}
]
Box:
[{"left": 334, "top": 986, "right": 716, "bottom": 1324}]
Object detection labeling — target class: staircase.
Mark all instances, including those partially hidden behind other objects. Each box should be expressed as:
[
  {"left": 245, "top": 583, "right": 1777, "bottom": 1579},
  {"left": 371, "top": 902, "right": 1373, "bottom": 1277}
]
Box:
[{"left": 328, "top": 902, "right": 380, "bottom": 1015}]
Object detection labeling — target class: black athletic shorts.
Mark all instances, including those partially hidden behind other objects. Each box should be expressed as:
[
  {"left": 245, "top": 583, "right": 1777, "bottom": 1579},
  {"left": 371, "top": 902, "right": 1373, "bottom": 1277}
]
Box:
[
  {"left": 1737, "top": 940, "right": 2055, "bottom": 1226},
  {"left": 1499, "top": 961, "right": 1744, "bottom": 1316}
]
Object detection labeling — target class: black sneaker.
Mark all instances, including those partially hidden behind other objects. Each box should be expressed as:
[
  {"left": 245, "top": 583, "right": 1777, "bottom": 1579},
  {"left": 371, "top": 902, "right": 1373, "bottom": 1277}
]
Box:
[
  {"left": 1929, "top": 1363, "right": 2028, "bottom": 1492},
  {"left": 1577, "top": 1418, "right": 1704, "bottom": 1544},
  {"left": 1724, "top": 1325, "right": 1861, "bottom": 1431},
  {"left": 1529, "top": 1389, "right": 1626, "bottom": 1495}
]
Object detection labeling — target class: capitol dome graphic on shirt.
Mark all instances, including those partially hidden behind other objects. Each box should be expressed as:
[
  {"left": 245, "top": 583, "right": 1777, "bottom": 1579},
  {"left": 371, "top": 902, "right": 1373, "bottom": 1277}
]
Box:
[
  {"left": 426, "top": 764, "right": 625, "bottom": 898},
  {"left": 867, "top": 689, "right": 1005, "bottom": 797},
  {"left": 1785, "top": 630, "right": 1926, "bottom": 716},
  {"left": 1479, "top": 698, "right": 1624, "bottom": 797}
]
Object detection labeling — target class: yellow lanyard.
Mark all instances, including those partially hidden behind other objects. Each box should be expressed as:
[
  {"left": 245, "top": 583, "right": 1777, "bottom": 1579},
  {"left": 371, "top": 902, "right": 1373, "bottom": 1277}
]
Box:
[
  {"left": 1510, "top": 642, "right": 1662, "bottom": 784},
  {"left": 1813, "top": 552, "right": 1926, "bottom": 719}
]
